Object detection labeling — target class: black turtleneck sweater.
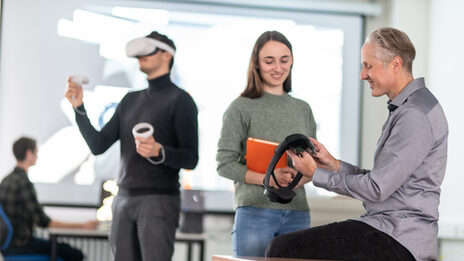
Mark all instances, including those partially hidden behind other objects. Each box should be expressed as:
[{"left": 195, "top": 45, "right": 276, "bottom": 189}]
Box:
[{"left": 75, "top": 73, "right": 198, "bottom": 193}]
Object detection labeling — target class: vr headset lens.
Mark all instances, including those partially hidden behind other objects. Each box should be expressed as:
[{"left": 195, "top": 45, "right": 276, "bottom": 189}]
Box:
[{"left": 288, "top": 139, "right": 315, "bottom": 156}]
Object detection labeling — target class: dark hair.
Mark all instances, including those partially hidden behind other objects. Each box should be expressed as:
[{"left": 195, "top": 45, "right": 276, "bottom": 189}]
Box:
[
  {"left": 146, "top": 31, "right": 176, "bottom": 69},
  {"left": 13, "top": 136, "right": 37, "bottom": 161},
  {"left": 241, "top": 31, "right": 293, "bottom": 98},
  {"left": 367, "top": 27, "right": 416, "bottom": 74}
]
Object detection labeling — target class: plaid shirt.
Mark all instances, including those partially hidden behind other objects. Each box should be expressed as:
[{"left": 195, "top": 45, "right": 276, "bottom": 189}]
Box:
[{"left": 0, "top": 167, "right": 51, "bottom": 248}]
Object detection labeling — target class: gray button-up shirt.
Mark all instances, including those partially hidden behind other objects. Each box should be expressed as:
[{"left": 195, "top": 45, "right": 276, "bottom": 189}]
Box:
[{"left": 313, "top": 78, "right": 448, "bottom": 261}]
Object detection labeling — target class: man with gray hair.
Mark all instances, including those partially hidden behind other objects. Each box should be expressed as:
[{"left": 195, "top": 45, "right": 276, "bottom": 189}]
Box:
[{"left": 266, "top": 27, "right": 447, "bottom": 261}]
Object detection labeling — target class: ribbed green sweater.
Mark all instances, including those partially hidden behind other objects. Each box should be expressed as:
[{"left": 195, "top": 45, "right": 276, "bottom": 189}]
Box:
[{"left": 217, "top": 92, "right": 317, "bottom": 210}]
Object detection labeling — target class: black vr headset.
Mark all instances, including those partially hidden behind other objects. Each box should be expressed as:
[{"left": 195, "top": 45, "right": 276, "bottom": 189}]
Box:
[{"left": 263, "top": 134, "right": 316, "bottom": 204}]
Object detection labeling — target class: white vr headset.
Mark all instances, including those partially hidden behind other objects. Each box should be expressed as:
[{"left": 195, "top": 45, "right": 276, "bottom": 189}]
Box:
[{"left": 125, "top": 37, "right": 176, "bottom": 58}]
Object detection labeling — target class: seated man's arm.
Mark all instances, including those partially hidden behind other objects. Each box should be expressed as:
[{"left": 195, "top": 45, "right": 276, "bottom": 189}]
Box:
[
  {"left": 314, "top": 109, "right": 433, "bottom": 202},
  {"left": 49, "top": 220, "right": 98, "bottom": 230}
]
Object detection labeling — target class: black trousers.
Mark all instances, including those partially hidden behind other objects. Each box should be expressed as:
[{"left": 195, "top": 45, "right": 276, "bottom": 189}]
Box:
[
  {"left": 265, "top": 220, "right": 416, "bottom": 261},
  {"left": 3, "top": 237, "right": 83, "bottom": 261},
  {"left": 109, "top": 193, "right": 180, "bottom": 261}
]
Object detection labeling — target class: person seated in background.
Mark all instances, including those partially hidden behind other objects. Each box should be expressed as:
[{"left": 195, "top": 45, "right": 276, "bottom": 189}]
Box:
[{"left": 0, "top": 136, "right": 98, "bottom": 261}]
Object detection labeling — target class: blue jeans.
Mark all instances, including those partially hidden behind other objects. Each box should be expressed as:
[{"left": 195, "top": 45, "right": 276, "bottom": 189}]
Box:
[{"left": 232, "top": 206, "right": 310, "bottom": 257}]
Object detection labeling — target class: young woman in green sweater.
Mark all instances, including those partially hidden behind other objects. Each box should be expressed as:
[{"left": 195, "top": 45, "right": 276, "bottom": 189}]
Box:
[{"left": 216, "top": 31, "right": 317, "bottom": 257}]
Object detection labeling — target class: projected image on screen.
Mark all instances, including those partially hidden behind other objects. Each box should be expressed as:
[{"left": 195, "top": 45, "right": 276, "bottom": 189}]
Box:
[
  {"left": 27, "top": 4, "right": 351, "bottom": 205},
  {"left": 29, "top": 86, "right": 129, "bottom": 185}
]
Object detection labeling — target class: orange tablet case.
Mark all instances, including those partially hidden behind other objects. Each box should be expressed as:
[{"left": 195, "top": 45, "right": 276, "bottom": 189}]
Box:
[{"left": 245, "top": 137, "right": 287, "bottom": 174}]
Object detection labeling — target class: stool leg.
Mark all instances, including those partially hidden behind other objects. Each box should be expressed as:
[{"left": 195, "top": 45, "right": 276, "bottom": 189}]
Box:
[
  {"left": 199, "top": 241, "right": 204, "bottom": 261},
  {"left": 187, "top": 242, "right": 192, "bottom": 261}
]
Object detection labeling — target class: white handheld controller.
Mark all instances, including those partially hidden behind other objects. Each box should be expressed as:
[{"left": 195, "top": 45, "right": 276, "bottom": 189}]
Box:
[
  {"left": 132, "top": 122, "right": 154, "bottom": 139},
  {"left": 70, "top": 75, "right": 89, "bottom": 86},
  {"left": 69, "top": 75, "right": 89, "bottom": 101}
]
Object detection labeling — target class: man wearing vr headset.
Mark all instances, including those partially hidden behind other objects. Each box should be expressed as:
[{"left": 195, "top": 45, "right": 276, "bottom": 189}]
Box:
[
  {"left": 266, "top": 27, "right": 448, "bottom": 261},
  {"left": 65, "top": 31, "right": 198, "bottom": 261}
]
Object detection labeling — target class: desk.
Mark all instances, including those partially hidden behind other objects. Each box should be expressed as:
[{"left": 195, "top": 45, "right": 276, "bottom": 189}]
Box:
[
  {"left": 212, "top": 255, "right": 336, "bottom": 261},
  {"left": 176, "top": 232, "right": 206, "bottom": 261},
  {"left": 49, "top": 228, "right": 206, "bottom": 261}
]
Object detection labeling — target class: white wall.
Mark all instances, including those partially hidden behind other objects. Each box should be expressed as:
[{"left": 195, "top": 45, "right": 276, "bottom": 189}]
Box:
[
  {"left": 429, "top": 0, "right": 464, "bottom": 227},
  {"left": 428, "top": 1, "right": 464, "bottom": 259}
]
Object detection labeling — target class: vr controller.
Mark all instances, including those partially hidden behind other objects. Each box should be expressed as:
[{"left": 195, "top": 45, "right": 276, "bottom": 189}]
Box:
[
  {"left": 263, "top": 134, "right": 316, "bottom": 204},
  {"left": 70, "top": 75, "right": 89, "bottom": 86},
  {"left": 132, "top": 122, "right": 165, "bottom": 165},
  {"left": 132, "top": 122, "right": 154, "bottom": 139},
  {"left": 69, "top": 75, "right": 89, "bottom": 102}
]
